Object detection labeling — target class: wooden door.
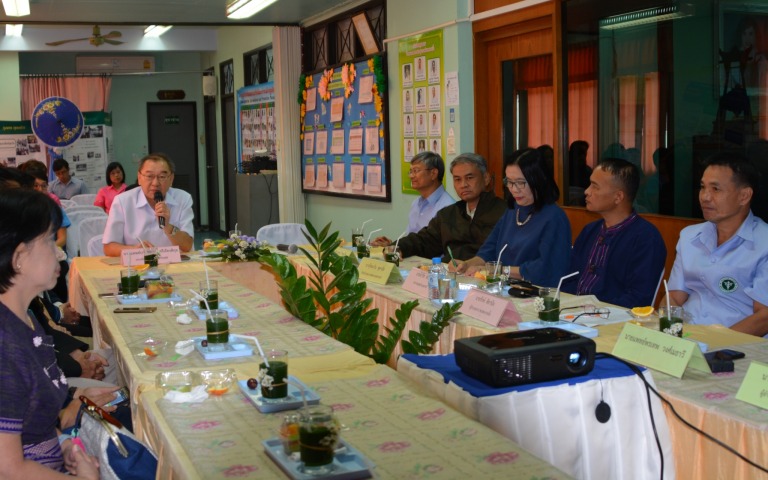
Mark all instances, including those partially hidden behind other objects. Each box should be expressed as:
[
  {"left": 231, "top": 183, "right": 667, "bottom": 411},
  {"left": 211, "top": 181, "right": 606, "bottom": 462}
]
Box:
[{"left": 473, "top": 1, "right": 561, "bottom": 197}]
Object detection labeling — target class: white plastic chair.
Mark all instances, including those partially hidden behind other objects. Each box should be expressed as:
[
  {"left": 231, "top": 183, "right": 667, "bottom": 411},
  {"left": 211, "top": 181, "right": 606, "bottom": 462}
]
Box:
[
  {"left": 60, "top": 199, "right": 77, "bottom": 210},
  {"left": 64, "top": 205, "right": 105, "bottom": 215},
  {"left": 70, "top": 193, "right": 97, "bottom": 206},
  {"left": 87, "top": 234, "right": 105, "bottom": 257},
  {"left": 255, "top": 223, "right": 308, "bottom": 246},
  {"left": 65, "top": 209, "right": 107, "bottom": 258},
  {"left": 79, "top": 216, "right": 108, "bottom": 257}
]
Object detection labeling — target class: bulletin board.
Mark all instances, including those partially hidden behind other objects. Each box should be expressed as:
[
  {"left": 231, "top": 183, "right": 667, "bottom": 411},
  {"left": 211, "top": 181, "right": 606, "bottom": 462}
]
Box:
[{"left": 299, "top": 55, "right": 390, "bottom": 202}]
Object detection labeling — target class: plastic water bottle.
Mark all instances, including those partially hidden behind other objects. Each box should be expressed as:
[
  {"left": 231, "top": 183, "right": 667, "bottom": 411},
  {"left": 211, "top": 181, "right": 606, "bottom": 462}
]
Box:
[{"left": 428, "top": 257, "right": 445, "bottom": 302}]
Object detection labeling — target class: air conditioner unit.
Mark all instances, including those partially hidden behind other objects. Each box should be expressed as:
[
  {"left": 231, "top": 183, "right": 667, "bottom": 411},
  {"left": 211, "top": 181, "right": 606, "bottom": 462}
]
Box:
[{"left": 76, "top": 56, "right": 156, "bottom": 74}]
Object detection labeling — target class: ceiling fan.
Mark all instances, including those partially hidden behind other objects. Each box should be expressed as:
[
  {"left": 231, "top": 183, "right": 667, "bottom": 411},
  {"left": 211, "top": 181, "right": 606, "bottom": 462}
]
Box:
[{"left": 46, "top": 26, "right": 123, "bottom": 47}]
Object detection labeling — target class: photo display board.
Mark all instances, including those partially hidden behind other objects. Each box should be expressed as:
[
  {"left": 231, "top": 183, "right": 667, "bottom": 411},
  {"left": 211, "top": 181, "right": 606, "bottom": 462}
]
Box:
[
  {"left": 237, "top": 83, "right": 277, "bottom": 172},
  {"left": 399, "top": 29, "right": 444, "bottom": 195},
  {"left": 300, "top": 55, "right": 390, "bottom": 202}
]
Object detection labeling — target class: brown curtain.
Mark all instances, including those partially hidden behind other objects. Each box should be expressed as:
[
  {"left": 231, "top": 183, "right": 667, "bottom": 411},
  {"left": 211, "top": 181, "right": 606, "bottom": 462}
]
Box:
[{"left": 21, "top": 76, "right": 112, "bottom": 120}]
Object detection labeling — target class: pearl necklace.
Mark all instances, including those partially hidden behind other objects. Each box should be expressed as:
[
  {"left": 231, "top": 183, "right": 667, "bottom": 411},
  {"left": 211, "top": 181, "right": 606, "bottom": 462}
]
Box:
[{"left": 516, "top": 208, "right": 533, "bottom": 226}]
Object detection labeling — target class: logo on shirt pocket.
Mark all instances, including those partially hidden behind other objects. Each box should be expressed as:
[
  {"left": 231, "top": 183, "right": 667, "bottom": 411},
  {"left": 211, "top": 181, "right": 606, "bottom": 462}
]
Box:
[{"left": 719, "top": 276, "right": 738, "bottom": 293}]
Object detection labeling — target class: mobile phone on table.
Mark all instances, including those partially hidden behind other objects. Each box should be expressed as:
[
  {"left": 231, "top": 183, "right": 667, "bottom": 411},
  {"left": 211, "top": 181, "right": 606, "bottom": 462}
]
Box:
[
  {"left": 105, "top": 387, "right": 130, "bottom": 407},
  {"left": 708, "top": 349, "right": 746, "bottom": 361}
]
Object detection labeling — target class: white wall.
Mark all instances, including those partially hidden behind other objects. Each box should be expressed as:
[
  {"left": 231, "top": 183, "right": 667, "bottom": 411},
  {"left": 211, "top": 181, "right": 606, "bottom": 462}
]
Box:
[
  {"left": 0, "top": 52, "right": 20, "bottom": 120},
  {"left": 202, "top": 26, "right": 273, "bottom": 231}
]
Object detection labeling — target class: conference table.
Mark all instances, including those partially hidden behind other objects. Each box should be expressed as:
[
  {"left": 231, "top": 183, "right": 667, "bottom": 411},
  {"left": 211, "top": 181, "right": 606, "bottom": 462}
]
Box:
[
  {"left": 69, "top": 256, "right": 571, "bottom": 479},
  {"left": 69, "top": 255, "right": 768, "bottom": 480}
]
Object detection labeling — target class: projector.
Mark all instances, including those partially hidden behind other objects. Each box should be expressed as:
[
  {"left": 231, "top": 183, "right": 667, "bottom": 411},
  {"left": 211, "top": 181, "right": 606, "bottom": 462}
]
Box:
[{"left": 454, "top": 328, "right": 596, "bottom": 387}]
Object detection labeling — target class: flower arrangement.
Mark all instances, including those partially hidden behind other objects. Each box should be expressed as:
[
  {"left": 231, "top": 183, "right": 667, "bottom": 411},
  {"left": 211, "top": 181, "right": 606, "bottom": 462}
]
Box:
[
  {"left": 298, "top": 74, "right": 312, "bottom": 140},
  {"left": 341, "top": 63, "right": 356, "bottom": 98},
  {"left": 317, "top": 68, "right": 333, "bottom": 102},
  {"left": 367, "top": 55, "right": 387, "bottom": 140},
  {"left": 218, "top": 234, "right": 271, "bottom": 263}
]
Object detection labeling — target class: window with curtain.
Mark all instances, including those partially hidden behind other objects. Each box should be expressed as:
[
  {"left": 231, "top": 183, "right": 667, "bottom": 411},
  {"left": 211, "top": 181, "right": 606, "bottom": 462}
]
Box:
[
  {"left": 563, "top": 0, "right": 768, "bottom": 220},
  {"left": 20, "top": 76, "right": 112, "bottom": 120}
]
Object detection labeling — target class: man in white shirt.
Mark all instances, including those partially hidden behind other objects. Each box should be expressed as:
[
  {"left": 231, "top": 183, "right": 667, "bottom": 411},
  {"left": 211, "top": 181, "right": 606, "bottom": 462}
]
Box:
[{"left": 103, "top": 153, "right": 194, "bottom": 256}]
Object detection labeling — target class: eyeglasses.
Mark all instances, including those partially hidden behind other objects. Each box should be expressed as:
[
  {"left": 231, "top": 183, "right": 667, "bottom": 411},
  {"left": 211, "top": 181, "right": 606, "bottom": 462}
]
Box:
[
  {"left": 560, "top": 304, "right": 610, "bottom": 322},
  {"left": 409, "top": 167, "right": 433, "bottom": 176},
  {"left": 503, "top": 178, "right": 527, "bottom": 190},
  {"left": 140, "top": 172, "right": 171, "bottom": 183}
]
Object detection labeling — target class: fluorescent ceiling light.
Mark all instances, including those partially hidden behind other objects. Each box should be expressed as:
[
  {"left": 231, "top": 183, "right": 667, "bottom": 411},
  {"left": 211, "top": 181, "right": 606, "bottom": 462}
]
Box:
[
  {"left": 599, "top": 3, "right": 694, "bottom": 30},
  {"left": 144, "top": 25, "right": 173, "bottom": 37},
  {"left": 2, "top": 0, "right": 30, "bottom": 17},
  {"left": 226, "top": 0, "right": 278, "bottom": 19},
  {"left": 5, "top": 24, "right": 23, "bottom": 36}
]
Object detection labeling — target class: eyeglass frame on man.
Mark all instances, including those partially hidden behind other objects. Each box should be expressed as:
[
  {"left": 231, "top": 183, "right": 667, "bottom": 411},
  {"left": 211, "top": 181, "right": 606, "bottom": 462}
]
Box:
[
  {"left": 409, "top": 167, "right": 433, "bottom": 176},
  {"left": 139, "top": 172, "right": 171, "bottom": 183}
]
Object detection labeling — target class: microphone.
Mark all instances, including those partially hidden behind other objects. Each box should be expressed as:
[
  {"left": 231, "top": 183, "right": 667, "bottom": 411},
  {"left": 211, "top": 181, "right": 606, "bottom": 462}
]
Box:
[
  {"left": 276, "top": 244, "right": 298, "bottom": 254},
  {"left": 153, "top": 191, "right": 166, "bottom": 229}
]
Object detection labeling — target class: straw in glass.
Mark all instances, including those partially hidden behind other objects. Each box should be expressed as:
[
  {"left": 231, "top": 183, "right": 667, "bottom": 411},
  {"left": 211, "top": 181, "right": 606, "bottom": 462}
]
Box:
[
  {"left": 494, "top": 244, "right": 508, "bottom": 277},
  {"left": 555, "top": 271, "right": 580, "bottom": 300},
  {"left": 366, "top": 228, "right": 382, "bottom": 245}
]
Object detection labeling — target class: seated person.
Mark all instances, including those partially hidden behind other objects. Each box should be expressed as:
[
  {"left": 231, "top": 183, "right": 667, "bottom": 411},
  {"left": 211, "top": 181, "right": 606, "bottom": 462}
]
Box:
[
  {"left": 103, "top": 153, "right": 194, "bottom": 256},
  {"left": 36, "top": 290, "right": 93, "bottom": 338},
  {"left": 454, "top": 149, "right": 571, "bottom": 287},
  {"left": 49, "top": 158, "right": 88, "bottom": 200},
  {"left": 19, "top": 159, "right": 62, "bottom": 206},
  {"left": 387, "top": 152, "right": 506, "bottom": 262},
  {"left": 94, "top": 161, "right": 127, "bottom": 214},
  {"left": 667, "top": 152, "right": 768, "bottom": 336},
  {"left": 0, "top": 188, "right": 101, "bottom": 477},
  {"left": 374, "top": 152, "right": 454, "bottom": 239},
  {"left": 561, "top": 158, "right": 666, "bottom": 308}
]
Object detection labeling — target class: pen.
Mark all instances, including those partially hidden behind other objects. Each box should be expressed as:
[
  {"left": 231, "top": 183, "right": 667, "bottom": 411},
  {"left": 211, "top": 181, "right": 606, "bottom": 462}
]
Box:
[{"left": 447, "top": 246, "right": 458, "bottom": 268}]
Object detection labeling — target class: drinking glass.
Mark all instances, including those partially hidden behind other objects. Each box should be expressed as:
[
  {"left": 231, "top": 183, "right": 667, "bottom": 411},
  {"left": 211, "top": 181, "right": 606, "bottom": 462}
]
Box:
[
  {"left": 299, "top": 404, "right": 338, "bottom": 475},
  {"left": 383, "top": 245, "right": 400, "bottom": 266},
  {"left": 485, "top": 261, "right": 501, "bottom": 283},
  {"left": 351, "top": 228, "right": 364, "bottom": 247},
  {"left": 260, "top": 349, "right": 289, "bottom": 400},
  {"left": 356, "top": 243, "right": 370, "bottom": 259},
  {"left": 538, "top": 287, "right": 560, "bottom": 322},
  {"left": 658, "top": 306, "right": 684, "bottom": 337},
  {"left": 228, "top": 229, "right": 242, "bottom": 239},
  {"left": 143, "top": 248, "right": 159, "bottom": 268},
  {"left": 199, "top": 280, "right": 219, "bottom": 310},
  {"left": 120, "top": 268, "right": 140, "bottom": 298},
  {"left": 204, "top": 309, "right": 229, "bottom": 351}
]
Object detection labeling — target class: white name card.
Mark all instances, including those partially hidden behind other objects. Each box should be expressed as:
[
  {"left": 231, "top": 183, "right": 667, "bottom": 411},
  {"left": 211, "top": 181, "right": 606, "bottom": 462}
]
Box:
[
  {"left": 459, "top": 289, "right": 521, "bottom": 327},
  {"left": 121, "top": 246, "right": 182, "bottom": 266},
  {"left": 402, "top": 268, "right": 428, "bottom": 298}
]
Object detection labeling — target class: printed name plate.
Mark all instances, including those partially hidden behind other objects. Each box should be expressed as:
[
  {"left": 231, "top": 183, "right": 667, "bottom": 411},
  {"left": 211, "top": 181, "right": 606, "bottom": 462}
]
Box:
[
  {"left": 358, "top": 258, "right": 402, "bottom": 285},
  {"left": 736, "top": 361, "right": 768, "bottom": 410},
  {"left": 612, "top": 323, "right": 707, "bottom": 378},
  {"left": 459, "top": 288, "right": 520, "bottom": 327},
  {"left": 402, "top": 268, "right": 429, "bottom": 297}
]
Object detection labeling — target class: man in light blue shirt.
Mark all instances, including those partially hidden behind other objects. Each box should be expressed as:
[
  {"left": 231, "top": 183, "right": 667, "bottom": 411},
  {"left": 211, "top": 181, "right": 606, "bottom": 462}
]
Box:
[
  {"left": 373, "top": 151, "right": 454, "bottom": 245},
  {"left": 667, "top": 152, "right": 768, "bottom": 336},
  {"left": 49, "top": 158, "right": 88, "bottom": 199},
  {"left": 406, "top": 151, "right": 454, "bottom": 233}
]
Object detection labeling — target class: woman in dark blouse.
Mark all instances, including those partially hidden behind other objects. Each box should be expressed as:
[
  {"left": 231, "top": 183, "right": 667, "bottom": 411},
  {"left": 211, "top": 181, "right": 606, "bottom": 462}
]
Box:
[{"left": 0, "top": 188, "right": 99, "bottom": 478}]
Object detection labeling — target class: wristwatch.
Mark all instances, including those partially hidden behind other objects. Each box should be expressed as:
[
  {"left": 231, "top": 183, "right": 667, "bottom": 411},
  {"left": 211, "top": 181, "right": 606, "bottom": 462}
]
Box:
[{"left": 168, "top": 225, "right": 180, "bottom": 236}]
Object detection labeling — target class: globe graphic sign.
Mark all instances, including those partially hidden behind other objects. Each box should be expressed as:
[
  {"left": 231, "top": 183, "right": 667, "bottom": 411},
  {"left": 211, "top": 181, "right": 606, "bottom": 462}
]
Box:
[{"left": 31, "top": 97, "right": 84, "bottom": 148}]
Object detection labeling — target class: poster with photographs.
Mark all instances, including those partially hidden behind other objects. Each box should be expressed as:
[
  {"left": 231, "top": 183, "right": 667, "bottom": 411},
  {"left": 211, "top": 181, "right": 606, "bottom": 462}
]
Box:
[
  {"left": 61, "top": 111, "right": 114, "bottom": 192},
  {"left": 399, "top": 29, "right": 444, "bottom": 195},
  {"left": 0, "top": 121, "right": 46, "bottom": 169},
  {"left": 237, "top": 83, "right": 277, "bottom": 173},
  {"left": 300, "top": 56, "right": 390, "bottom": 202}
]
